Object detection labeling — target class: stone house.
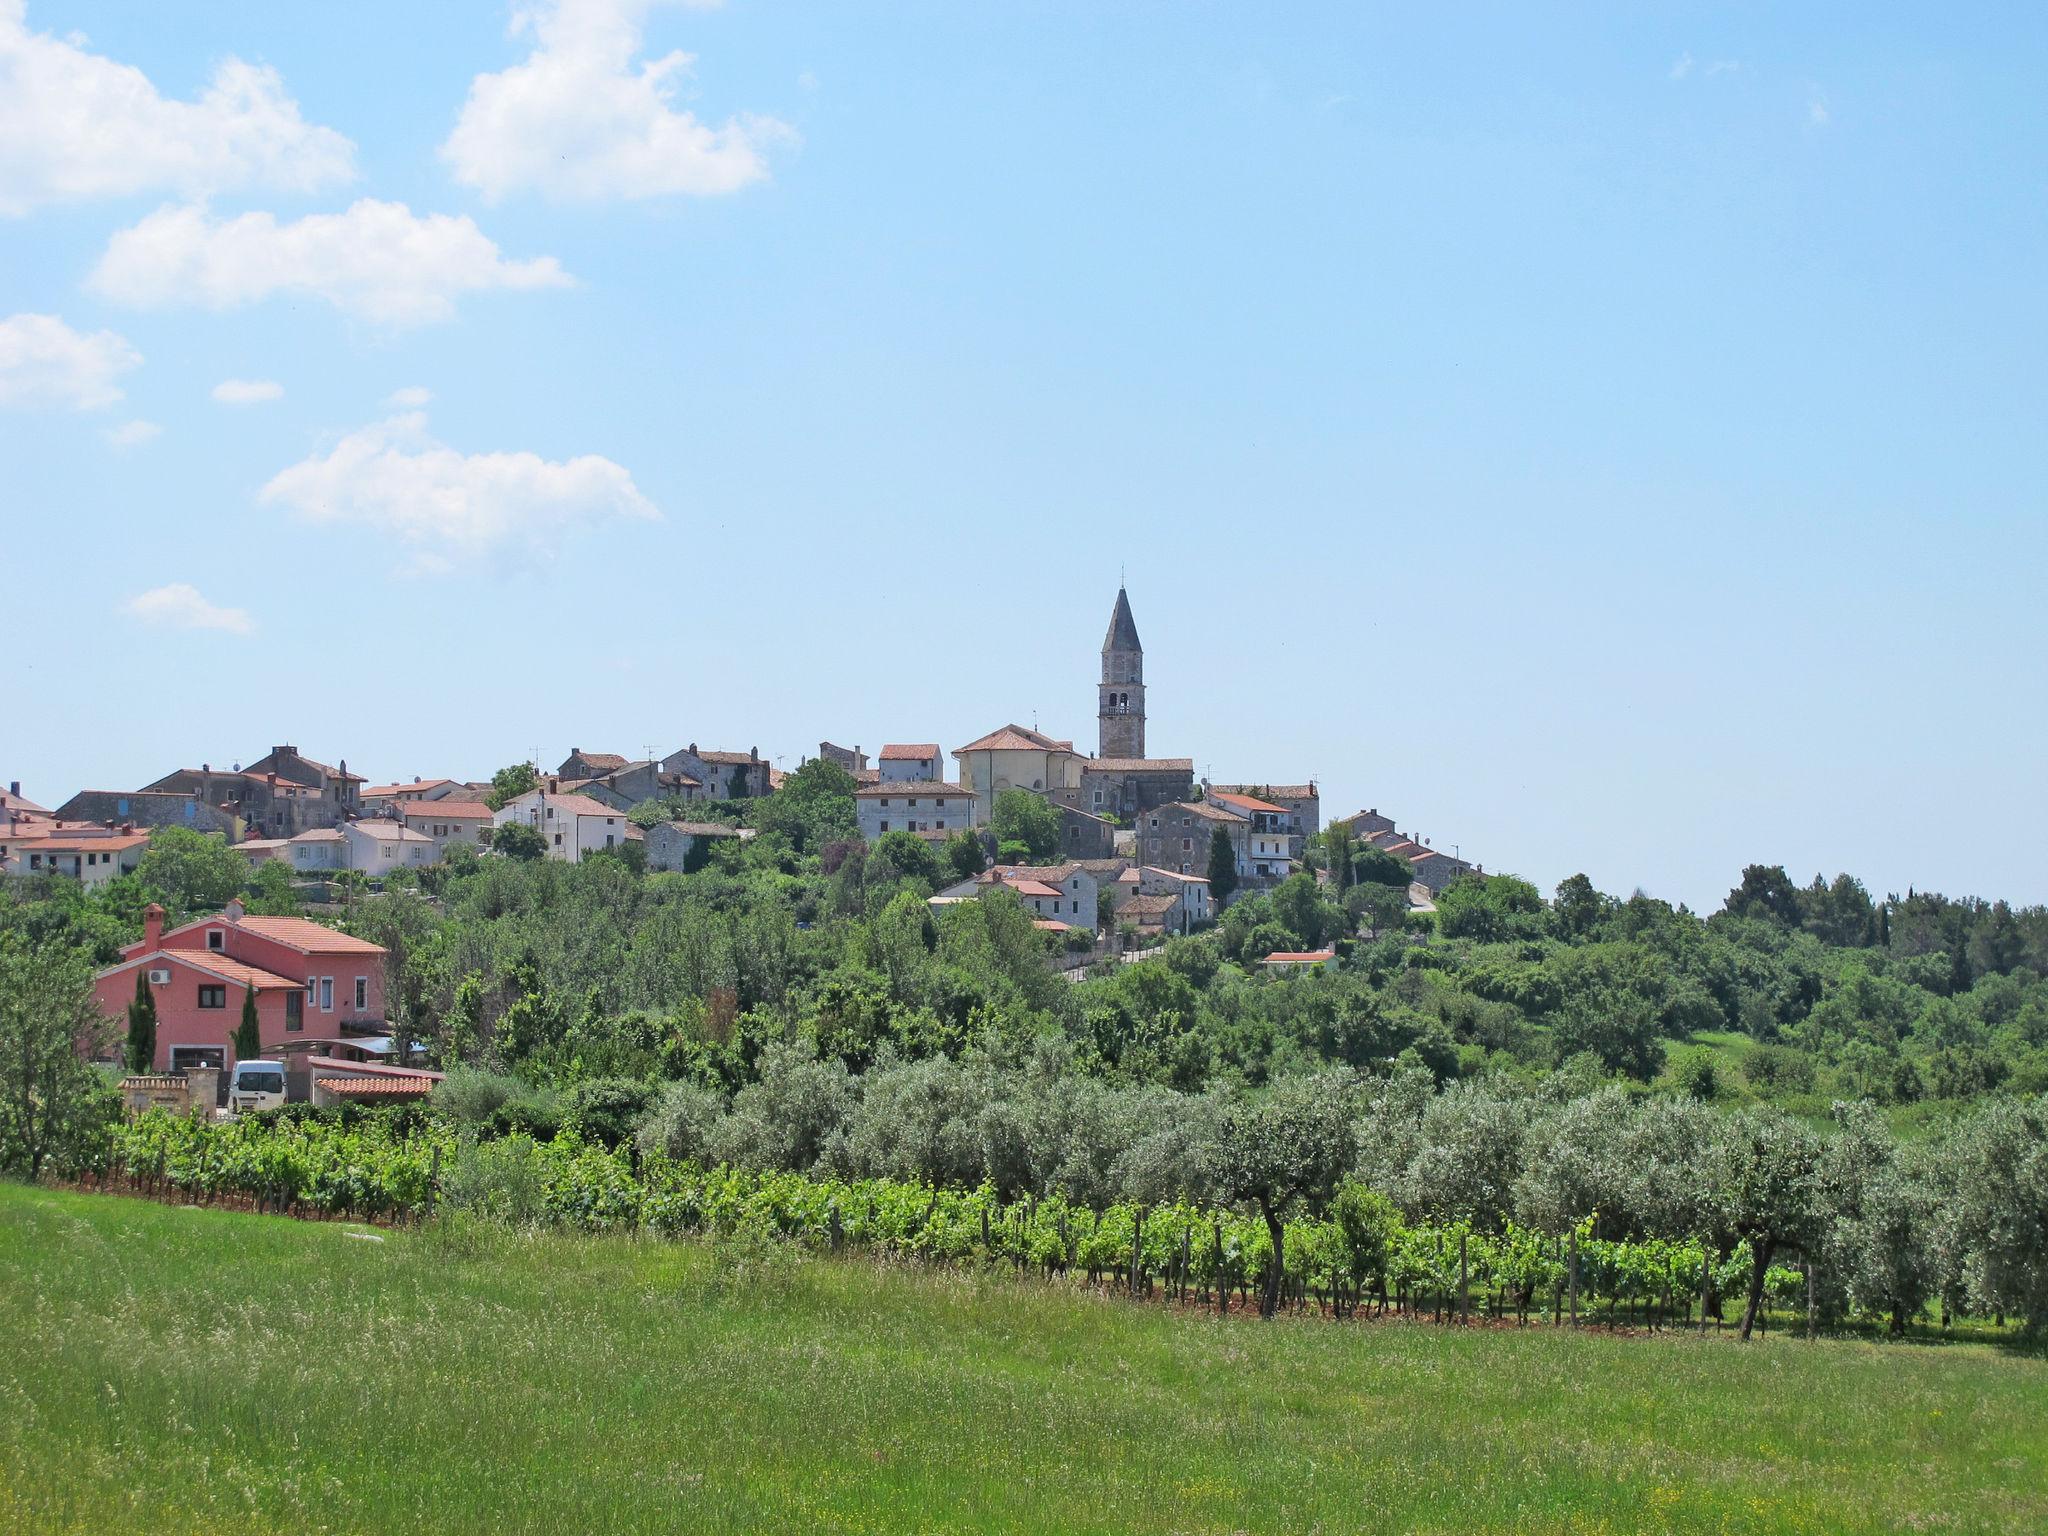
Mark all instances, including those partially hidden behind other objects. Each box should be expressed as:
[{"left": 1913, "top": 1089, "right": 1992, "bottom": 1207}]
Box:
[
  {"left": 1138, "top": 866, "right": 1214, "bottom": 926},
  {"left": 977, "top": 862, "right": 1099, "bottom": 932},
  {"left": 662, "top": 744, "right": 772, "bottom": 799},
  {"left": 1080, "top": 757, "right": 1196, "bottom": 821},
  {"left": 557, "top": 748, "right": 630, "bottom": 779},
  {"left": 645, "top": 820, "right": 745, "bottom": 873},
  {"left": 52, "top": 788, "right": 242, "bottom": 839},
  {"left": 1346, "top": 807, "right": 1396, "bottom": 839},
  {"left": 362, "top": 777, "right": 464, "bottom": 809},
  {"left": 1058, "top": 804, "right": 1117, "bottom": 859},
  {"left": 818, "top": 742, "right": 869, "bottom": 775},
  {"left": 878, "top": 743, "right": 943, "bottom": 783},
  {"left": 856, "top": 780, "right": 982, "bottom": 841}
]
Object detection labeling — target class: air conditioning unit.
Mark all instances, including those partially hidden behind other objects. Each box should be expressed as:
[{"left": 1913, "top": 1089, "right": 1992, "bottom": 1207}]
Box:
[{"left": 147, "top": 969, "right": 171, "bottom": 984}]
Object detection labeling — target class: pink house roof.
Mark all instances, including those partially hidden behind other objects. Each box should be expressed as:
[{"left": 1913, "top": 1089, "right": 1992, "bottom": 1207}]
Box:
[
  {"left": 1210, "top": 790, "right": 1288, "bottom": 816},
  {"left": 879, "top": 743, "right": 941, "bottom": 759}
]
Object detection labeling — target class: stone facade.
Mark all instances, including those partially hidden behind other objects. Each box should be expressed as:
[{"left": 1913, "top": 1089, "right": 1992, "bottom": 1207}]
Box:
[
  {"left": 53, "top": 788, "right": 241, "bottom": 838},
  {"left": 1058, "top": 804, "right": 1117, "bottom": 860},
  {"left": 1097, "top": 586, "right": 1146, "bottom": 759},
  {"left": 855, "top": 781, "right": 982, "bottom": 841},
  {"left": 1213, "top": 781, "right": 1320, "bottom": 859},
  {"left": 661, "top": 744, "right": 772, "bottom": 799},
  {"left": 1080, "top": 758, "right": 1195, "bottom": 821},
  {"left": 645, "top": 820, "right": 744, "bottom": 873}
]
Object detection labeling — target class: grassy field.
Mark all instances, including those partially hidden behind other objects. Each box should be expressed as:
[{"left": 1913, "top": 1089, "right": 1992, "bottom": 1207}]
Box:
[{"left": 1, "top": 1184, "right": 2042, "bottom": 1535}]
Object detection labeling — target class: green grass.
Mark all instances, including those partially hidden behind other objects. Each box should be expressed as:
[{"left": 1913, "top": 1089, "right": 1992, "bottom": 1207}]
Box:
[{"left": 2, "top": 1184, "right": 2042, "bottom": 1535}]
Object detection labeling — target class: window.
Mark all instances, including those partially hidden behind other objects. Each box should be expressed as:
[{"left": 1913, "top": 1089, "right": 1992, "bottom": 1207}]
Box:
[
  {"left": 354, "top": 977, "right": 368, "bottom": 1011},
  {"left": 197, "top": 985, "right": 226, "bottom": 1009},
  {"left": 285, "top": 991, "right": 302, "bottom": 1032},
  {"left": 319, "top": 977, "right": 334, "bottom": 1012},
  {"left": 554, "top": 832, "right": 563, "bottom": 846},
  {"left": 1182, "top": 839, "right": 1191, "bottom": 852},
  {"left": 908, "top": 798, "right": 918, "bottom": 807},
  {"left": 207, "top": 929, "right": 225, "bottom": 951},
  {"left": 879, "top": 821, "right": 889, "bottom": 833}
]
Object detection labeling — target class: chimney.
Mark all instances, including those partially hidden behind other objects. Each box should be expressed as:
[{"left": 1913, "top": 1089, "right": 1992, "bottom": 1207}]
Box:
[
  {"left": 750, "top": 747, "right": 759, "bottom": 762},
  {"left": 144, "top": 903, "right": 164, "bottom": 949},
  {"left": 7, "top": 781, "right": 17, "bottom": 797},
  {"left": 547, "top": 778, "right": 558, "bottom": 793},
  {"left": 687, "top": 742, "right": 697, "bottom": 756},
  {"left": 413, "top": 775, "right": 421, "bottom": 784}
]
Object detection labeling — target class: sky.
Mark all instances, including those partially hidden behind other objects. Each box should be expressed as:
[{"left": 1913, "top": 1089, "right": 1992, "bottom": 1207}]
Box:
[{"left": 2, "top": 0, "right": 2044, "bottom": 913}]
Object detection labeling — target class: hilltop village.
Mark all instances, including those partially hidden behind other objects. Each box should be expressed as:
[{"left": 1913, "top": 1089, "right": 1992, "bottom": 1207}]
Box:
[{"left": 3, "top": 587, "right": 1482, "bottom": 1085}]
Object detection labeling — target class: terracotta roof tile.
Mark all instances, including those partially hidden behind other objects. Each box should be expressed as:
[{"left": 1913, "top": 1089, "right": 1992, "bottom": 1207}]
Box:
[
  {"left": 879, "top": 743, "right": 940, "bottom": 760},
  {"left": 1086, "top": 758, "right": 1194, "bottom": 774},
  {"left": 395, "top": 799, "right": 493, "bottom": 820},
  {"left": 955, "top": 723, "right": 1074, "bottom": 755},
  {"left": 105, "top": 948, "right": 301, "bottom": 991},
  {"left": 361, "top": 779, "right": 460, "bottom": 799},
  {"left": 234, "top": 916, "right": 386, "bottom": 955},
  {"left": 1210, "top": 790, "right": 1288, "bottom": 816},
  {"left": 1262, "top": 949, "right": 1337, "bottom": 965},
  {"left": 856, "top": 780, "right": 974, "bottom": 798},
  {"left": 315, "top": 1076, "right": 436, "bottom": 1097}
]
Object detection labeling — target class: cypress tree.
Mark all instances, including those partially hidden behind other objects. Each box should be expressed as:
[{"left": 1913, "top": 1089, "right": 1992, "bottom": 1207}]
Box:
[
  {"left": 1206, "top": 826, "right": 1239, "bottom": 905},
  {"left": 233, "top": 986, "right": 263, "bottom": 1061},
  {"left": 125, "top": 970, "right": 157, "bottom": 1074}
]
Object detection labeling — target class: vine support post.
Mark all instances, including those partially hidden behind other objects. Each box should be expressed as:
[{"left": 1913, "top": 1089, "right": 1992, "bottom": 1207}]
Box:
[
  {"left": 1567, "top": 1230, "right": 1579, "bottom": 1328},
  {"left": 1458, "top": 1232, "right": 1470, "bottom": 1324},
  {"left": 1804, "top": 1259, "right": 1816, "bottom": 1341}
]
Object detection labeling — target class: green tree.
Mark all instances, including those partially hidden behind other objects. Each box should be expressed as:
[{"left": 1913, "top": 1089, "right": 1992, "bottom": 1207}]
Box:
[
  {"left": 232, "top": 986, "right": 263, "bottom": 1060},
  {"left": 1209, "top": 1071, "right": 1359, "bottom": 1317},
  {"left": 492, "top": 822, "right": 547, "bottom": 861},
  {"left": 944, "top": 831, "right": 987, "bottom": 881},
  {"left": 134, "top": 826, "right": 244, "bottom": 915},
  {"left": 753, "top": 757, "right": 857, "bottom": 853},
  {"left": 1352, "top": 843, "right": 1412, "bottom": 889},
  {"left": 991, "top": 789, "right": 1061, "bottom": 863},
  {"left": 483, "top": 761, "right": 538, "bottom": 812},
  {"left": 1205, "top": 826, "right": 1238, "bottom": 905},
  {"left": 1714, "top": 1107, "right": 1821, "bottom": 1340},
  {"left": 124, "top": 969, "right": 157, "bottom": 1074},
  {"left": 1319, "top": 822, "right": 1356, "bottom": 893},
  {"left": 0, "top": 938, "right": 115, "bottom": 1178},
  {"left": 246, "top": 859, "right": 301, "bottom": 916},
  {"left": 1552, "top": 873, "right": 1608, "bottom": 939}
]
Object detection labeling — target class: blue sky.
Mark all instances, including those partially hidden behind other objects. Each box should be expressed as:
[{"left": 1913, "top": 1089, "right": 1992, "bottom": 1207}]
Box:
[{"left": 3, "top": 1, "right": 2043, "bottom": 912}]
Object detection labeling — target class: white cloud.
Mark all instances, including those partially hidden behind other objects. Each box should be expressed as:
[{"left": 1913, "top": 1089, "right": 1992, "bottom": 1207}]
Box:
[
  {"left": 102, "top": 418, "right": 161, "bottom": 448},
  {"left": 0, "top": 0, "right": 354, "bottom": 216},
  {"left": 0, "top": 311, "right": 140, "bottom": 408},
  {"left": 1671, "top": 52, "right": 1741, "bottom": 81},
  {"left": 386, "top": 385, "right": 433, "bottom": 408},
  {"left": 212, "top": 377, "right": 284, "bottom": 405},
  {"left": 122, "top": 582, "right": 254, "bottom": 634},
  {"left": 87, "top": 199, "right": 571, "bottom": 326},
  {"left": 441, "top": 0, "right": 791, "bottom": 202},
  {"left": 259, "top": 410, "right": 659, "bottom": 574}
]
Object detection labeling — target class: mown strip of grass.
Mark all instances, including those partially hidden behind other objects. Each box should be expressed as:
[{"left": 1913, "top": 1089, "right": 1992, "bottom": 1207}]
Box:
[{"left": 0, "top": 1183, "right": 2041, "bottom": 1535}]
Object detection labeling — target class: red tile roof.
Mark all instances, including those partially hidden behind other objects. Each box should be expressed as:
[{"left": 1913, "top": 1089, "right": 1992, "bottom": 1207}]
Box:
[
  {"left": 955, "top": 723, "right": 1074, "bottom": 755},
  {"left": 693, "top": 749, "right": 762, "bottom": 767},
  {"left": 1261, "top": 949, "right": 1336, "bottom": 966},
  {"left": 396, "top": 799, "right": 493, "bottom": 820},
  {"left": 856, "top": 780, "right": 974, "bottom": 798},
  {"left": 1210, "top": 790, "right": 1288, "bottom": 816},
  {"left": 364, "top": 779, "right": 461, "bottom": 799},
  {"left": 233, "top": 916, "right": 387, "bottom": 955},
  {"left": 879, "top": 743, "right": 940, "bottom": 760},
  {"left": 25, "top": 832, "right": 150, "bottom": 854},
  {"left": 568, "top": 752, "right": 630, "bottom": 771},
  {"left": 315, "top": 1076, "right": 436, "bottom": 1098},
  {"left": 1087, "top": 758, "right": 1195, "bottom": 774},
  {"left": 1031, "top": 919, "right": 1074, "bottom": 932},
  {"left": 1005, "top": 878, "right": 1062, "bottom": 898},
  {"left": 0, "top": 787, "right": 50, "bottom": 815}
]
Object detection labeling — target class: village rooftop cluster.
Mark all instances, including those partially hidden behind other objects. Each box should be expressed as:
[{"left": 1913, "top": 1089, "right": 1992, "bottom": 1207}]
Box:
[{"left": 3, "top": 589, "right": 1480, "bottom": 1095}]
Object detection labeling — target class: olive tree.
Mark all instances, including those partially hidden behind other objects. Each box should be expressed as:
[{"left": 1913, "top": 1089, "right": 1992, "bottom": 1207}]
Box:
[
  {"left": 0, "top": 938, "right": 115, "bottom": 1178},
  {"left": 1208, "top": 1071, "right": 1359, "bottom": 1318}
]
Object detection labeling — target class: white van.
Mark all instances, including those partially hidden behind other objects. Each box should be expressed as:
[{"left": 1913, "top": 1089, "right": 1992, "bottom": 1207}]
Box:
[{"left": 229, "top": 1060, "right": 288, "bottom": 1115}]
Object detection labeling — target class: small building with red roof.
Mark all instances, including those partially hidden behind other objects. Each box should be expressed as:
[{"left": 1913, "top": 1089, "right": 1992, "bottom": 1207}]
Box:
[{"left": 94, "top": 899, "right": 389, "bottom": 1073}]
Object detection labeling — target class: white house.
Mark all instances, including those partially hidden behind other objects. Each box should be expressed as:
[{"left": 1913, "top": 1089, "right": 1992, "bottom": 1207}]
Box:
[
  {"left": 493, "top": 789, "right": 631, "bottom": 863},
  {"left": 341, "top": 819, "right": 438, "bottom": 871},
  {"left": 1137, "top": 866, "right": 1213, "bottom": 926},
  {"left": 982, "top": 862, "right": 1098, "bottom": 931},
  {"left": 877, "top": 743, "right": 944, "bottom": 783},
  {"left": 8, "top": 827, "right": 148, "bottom": 889},
  {"left": 855, "top": 780, "right": 983, "bottom": 841},
  {"left": 395, "top": 798, "right": 494, "bottom": 857},
  {"left": 286, "top": 828, "right": 346, "bottom": 872}
]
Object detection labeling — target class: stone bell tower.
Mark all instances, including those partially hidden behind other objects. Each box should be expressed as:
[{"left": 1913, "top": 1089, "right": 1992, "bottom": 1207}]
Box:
[{"left": 1098, "top": 586, "right": 1146, "bottom": 759}]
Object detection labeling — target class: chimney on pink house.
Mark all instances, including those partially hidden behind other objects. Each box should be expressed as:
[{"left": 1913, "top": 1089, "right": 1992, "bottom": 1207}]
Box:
[{"left": 143, "top": 903, "right": 164, "bottom": 950}]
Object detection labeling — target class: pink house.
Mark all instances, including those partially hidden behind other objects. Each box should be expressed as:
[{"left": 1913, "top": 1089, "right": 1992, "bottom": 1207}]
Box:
[{"left": 94, "top": 900, "right": 388, "bottom": 1073}]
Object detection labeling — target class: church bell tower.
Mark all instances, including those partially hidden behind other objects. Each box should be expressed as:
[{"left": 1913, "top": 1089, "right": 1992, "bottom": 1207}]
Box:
[{"left": 1098, "top": 585, "right": 1146, "bottom": 759}]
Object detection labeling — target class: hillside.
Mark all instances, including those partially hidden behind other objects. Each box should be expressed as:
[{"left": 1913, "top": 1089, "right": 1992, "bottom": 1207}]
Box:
[{"left": 2, "top": 1185, "right": 2041, "bottom": 1535}]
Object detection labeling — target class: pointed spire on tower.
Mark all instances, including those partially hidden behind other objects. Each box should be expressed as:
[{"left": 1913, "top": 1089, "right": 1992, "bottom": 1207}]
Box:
[{"left": 1103, "top": 585, "right": 1142, "bottom": 655}]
